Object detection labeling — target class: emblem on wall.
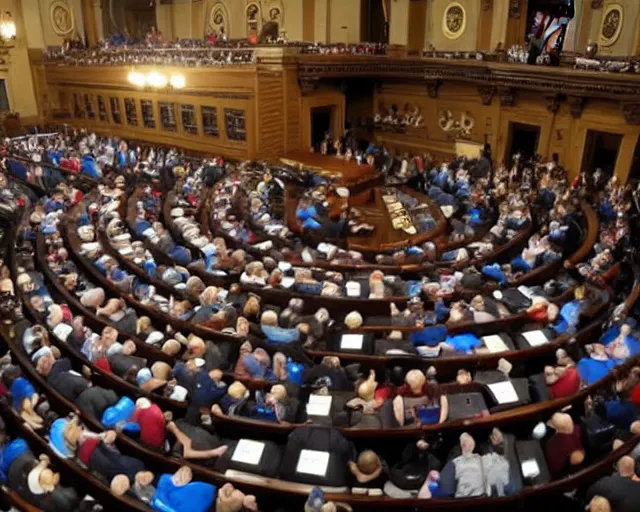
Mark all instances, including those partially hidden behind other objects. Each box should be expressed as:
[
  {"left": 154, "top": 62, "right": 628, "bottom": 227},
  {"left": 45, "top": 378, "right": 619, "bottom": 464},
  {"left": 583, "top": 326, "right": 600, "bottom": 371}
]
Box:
[
  {"left": 599, "top": 3, "right": 623, "bottom": 47},
  {"left": 50, "top": 1, "right": 74, "bottom": 37},
  {"left": 374, "top": 102, "right": 425, "bottom": 132},
  {"left": 438, "top": 109, "right": 475, "bottom": 138},
  {"left": 443, "top": 2, "right": 466, "bottom": 40}
]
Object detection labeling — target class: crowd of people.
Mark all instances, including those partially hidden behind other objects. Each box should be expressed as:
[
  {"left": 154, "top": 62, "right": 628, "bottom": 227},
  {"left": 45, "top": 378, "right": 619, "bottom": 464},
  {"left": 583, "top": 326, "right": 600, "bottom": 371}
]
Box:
[{"left": 0, "top": 130, "right": 638, "bottom": 512}]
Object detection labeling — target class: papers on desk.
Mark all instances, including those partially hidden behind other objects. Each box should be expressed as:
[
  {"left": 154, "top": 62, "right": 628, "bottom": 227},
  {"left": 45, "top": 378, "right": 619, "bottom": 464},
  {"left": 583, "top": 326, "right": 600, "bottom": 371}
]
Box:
[
  {"left": 53, "top": 322, "right": 73, "bottom": 342},
  {"left": 340, "top": 334, "right": 364, "bottom": 350},
  {"left": 231, "top": 439, "right": 265, "bottom": 466},
  {"left": 521, "top": 459, "right": 541, "bottom": 478},
  {"left": 306, "top": 394, "right": 332, "bottom": 416},
  {"left": 278, "top": 261, "right": 292, "bottom": 272},
  {"left": 296, "top": 449, "right": 330, "bottom": 477},
  {"left": 517, "top": 286, "right": 536, "bottom": 300},
  {"left": 482, "top": 335, "right": 509, "bottom": 353},
  {"left": 416, "top": 345, "right": 441, "bottom": 358},
  {"left": 488, "top": 381, "right": 519, "bottom": 404},
  {"left": 522, "top": 330, "right": 549, "bottom": 347},
  {"left": 345, "top": 281, "right": 361, "bottom": 297}
]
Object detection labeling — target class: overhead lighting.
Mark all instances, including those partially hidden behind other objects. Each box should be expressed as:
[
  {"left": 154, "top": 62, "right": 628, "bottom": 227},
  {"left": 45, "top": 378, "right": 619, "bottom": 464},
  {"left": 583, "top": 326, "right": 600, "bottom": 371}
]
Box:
[
  {"left": 0, "top": 11, "right": 16, "bottom": 45},
  {"left": 170, "top": 74, "right": 185, "bottom": 89},
  {"left": 128, "top": 70, "right": 186, "bottom": 89},
  {"left": 147, "top": 70, "right": 168, "bottom": 88},
  {"left": 128, "top": 71, "right": 146, "bottom": 87}
]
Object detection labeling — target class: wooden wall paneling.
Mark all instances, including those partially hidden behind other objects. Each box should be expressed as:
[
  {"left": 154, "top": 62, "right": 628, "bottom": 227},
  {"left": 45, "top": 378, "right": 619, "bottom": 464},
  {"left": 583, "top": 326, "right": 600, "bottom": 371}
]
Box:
[
  {"left": 547, "top": 103, "right": 573, "bottom": 168},
  {"left": 43, "top": 66, "right": 257, "bottom": 95},
  {"left": 257, "top": 71, "right": 286, "bottom": 158},
  {"left": 284, "top": 67, "right": 302, "bottom": 152},
  {"left": 614, "top": 132, "right": 639, "bottom": 184},
  {"left": 53, "top": 83, "right": 256, "bottom": 160}
]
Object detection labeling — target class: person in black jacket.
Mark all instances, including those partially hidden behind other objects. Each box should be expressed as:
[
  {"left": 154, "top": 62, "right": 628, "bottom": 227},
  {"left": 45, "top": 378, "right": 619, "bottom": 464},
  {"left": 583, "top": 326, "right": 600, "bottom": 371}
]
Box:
[{"left": 585, "top": 455, "right": 640, "bottom": 512}]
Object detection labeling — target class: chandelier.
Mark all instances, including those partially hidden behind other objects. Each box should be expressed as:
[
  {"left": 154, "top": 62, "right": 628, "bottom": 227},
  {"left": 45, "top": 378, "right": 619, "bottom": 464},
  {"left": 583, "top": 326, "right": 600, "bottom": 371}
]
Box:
[{"left": 0, "top": 11, "right": 16, "bottom": 46}]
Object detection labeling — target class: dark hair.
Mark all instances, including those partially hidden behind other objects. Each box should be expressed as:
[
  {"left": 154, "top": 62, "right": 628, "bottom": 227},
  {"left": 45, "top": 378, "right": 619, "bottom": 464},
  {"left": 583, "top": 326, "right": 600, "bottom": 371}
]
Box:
[
  {"left": 2, "top": 365, "right": 22, "bottom": 388},
  {"left": 424, "top": 383, "right": 442, "bottom": 404}
]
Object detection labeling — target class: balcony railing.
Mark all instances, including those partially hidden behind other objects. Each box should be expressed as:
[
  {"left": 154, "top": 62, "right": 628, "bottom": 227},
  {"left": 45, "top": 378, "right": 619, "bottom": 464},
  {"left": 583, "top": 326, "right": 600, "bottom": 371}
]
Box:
[{"left": 42, "top": 43, "right": 256, "bottom": 67}]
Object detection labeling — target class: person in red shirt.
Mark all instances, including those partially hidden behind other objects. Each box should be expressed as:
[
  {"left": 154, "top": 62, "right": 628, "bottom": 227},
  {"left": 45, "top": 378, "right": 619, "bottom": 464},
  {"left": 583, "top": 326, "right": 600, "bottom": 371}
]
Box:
[
  {"left": 545, "top": 412, "right": 585, "bottom": 478},
  {"left": 131, "top": 398, "right": 165, "bottom": 449}
]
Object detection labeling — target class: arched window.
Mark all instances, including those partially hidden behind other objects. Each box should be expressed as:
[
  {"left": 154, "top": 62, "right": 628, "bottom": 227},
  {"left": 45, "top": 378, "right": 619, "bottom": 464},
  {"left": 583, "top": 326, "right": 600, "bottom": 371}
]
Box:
[
  {"left": 208, "top": 2, "right": 229, "bottom": 39},
  {"left": 246, "top": 2, "right": 262, "bottom": 36}
]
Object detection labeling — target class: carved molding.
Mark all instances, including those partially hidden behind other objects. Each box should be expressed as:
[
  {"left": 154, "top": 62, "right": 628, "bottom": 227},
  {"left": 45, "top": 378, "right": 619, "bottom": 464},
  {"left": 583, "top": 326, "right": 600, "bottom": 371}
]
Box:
[
  {"left": 546, "top": 94, "right": 561, "bottom": 113},
  {"left": 478, "top": 86, "right": 496, "bottom": 105},
  {"left": 568, "top": 96, "right": 586, "bottom": 118},
  {"left": 509, "top": 0, "right": 521, "bottom": 19},
  {"left": 426, "top": 79, "right": 442, "bottom": 98},
  {"left": 622, "top": 103, "right": 640, "bottom": 125},
  {"left": 297, "top": 59, "right": 640, "bottom": 101},
  {"left": 481, "top": 0, "right": 492, "bottom": 11},
  {"left": 498, "top": 87, "right": 515, "bottom": 106},
  {"left": 299, "top": 76, "right": 319, "bottom": 94}
]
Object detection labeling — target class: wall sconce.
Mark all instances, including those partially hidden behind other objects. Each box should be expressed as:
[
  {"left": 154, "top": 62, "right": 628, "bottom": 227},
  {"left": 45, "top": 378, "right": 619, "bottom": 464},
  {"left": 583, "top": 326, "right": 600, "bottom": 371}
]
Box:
[
  {"left": 127, "top": 70, "right": 186, "bottom": 90},
  {"left": 0, "top": 11, "right": 16, "bottom": 46}
]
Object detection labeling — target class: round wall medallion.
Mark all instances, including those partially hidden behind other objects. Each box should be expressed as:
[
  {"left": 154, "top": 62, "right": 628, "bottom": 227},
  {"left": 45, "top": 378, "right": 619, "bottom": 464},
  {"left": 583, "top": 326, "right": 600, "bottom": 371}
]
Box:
[
  {"left": 599, "top": 4, "right": 623, "bottom": 47},
  {"left": 50, "top": 1, "right": 74, "bottom": 36},
  {"left": 443, "top": 2, "right": 466, "bottom": 40}
]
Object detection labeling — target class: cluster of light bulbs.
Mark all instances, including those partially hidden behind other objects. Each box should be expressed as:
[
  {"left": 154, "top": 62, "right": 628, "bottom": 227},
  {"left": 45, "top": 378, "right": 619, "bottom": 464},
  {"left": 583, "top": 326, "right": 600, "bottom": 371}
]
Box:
[
  {"left": 0, "top": 11, "right": 16, "bottom": 43},
  {"left": 127, "top": 70, "right": 186, "bottom": 89}
]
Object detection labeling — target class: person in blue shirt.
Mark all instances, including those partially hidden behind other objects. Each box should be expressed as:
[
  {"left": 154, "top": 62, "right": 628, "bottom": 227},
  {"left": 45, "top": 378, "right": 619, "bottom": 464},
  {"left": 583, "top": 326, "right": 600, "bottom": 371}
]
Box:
[
  {"left": 151, "top": 466, "right": 215, "bottom": 512},
  {"left": 296, "top": 197, "right": 322, "bottom": 230},
  {"left": 80, "top": 154, "right": 102, "bottom": 179},
  {"left": 550, "top": 287, "right": 585, "bottom": 335},
  {"left": 173, "top": 363, "right": 227, "bottom": 424}
]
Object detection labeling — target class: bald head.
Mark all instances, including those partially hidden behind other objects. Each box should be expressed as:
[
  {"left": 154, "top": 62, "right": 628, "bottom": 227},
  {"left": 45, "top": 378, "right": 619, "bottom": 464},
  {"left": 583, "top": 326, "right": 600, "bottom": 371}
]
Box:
[
  {"left": 617, "top": 455, "right": 636, "bottom": 478},
  {"left": 588, "top": 496, "right": 611, "bottom": 512},
  {"left": 187, "top": 336, "right": 205, "bottom": 357}
]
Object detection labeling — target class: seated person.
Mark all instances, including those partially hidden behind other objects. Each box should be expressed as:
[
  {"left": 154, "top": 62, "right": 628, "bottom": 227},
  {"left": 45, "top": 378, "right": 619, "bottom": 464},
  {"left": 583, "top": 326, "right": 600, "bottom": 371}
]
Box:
[
  {"left": 48, "top": 415, "right": 155, "bottom": 498},
  {"left": 393, "top": 370, "right": 448, "bottom": 426},
  {"left": 544, "top": 412, "right": 585, "bottom": 479},
  {"left": 438, "top": 432, "right": 515, "bottom": 497},
  {"left": 151, "top": 466, "right": 216, "bottom": 512},
  {"left": 0, "top": 438, "right": 80, "bottom": 511},
  {"left": 585, "top": 454, "right": 640, "bottom": 512}
]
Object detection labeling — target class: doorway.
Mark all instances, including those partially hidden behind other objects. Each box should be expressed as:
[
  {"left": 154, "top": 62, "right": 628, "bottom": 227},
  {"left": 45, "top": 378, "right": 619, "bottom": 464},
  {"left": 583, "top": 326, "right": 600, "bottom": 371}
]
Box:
[
  {"left": 407, "top": 0, "right": 427, "bottom": 54},
  {"left": 505, "top": 122, "right": 541, "bottom": 164},
  {"left": 581, "top": 130, "right": 622, "bottom": 178},
  {"left": 311, "top": 106, "right": 334, "bottom": 151},
  {"left": 360, "top": 0, "right": 388, "bottom": 43}
]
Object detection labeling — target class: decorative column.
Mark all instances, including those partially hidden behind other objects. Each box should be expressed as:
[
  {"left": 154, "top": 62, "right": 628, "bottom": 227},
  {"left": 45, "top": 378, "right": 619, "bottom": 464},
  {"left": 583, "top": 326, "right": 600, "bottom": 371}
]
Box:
[
  {"left": 314, "top": 0, "right": 329, "bottom": 43},
  {"left": 504, "top": 0, "right": 528, "bottom": 48},
  {"left": 81, "top": 0, "right": 98, "bottom": 46},
  {"left": 476, "top": 0, "right": 494, "bottom": 51},
  {"left": 389, "top": 0, "right": 409, "bottom": 47}
]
